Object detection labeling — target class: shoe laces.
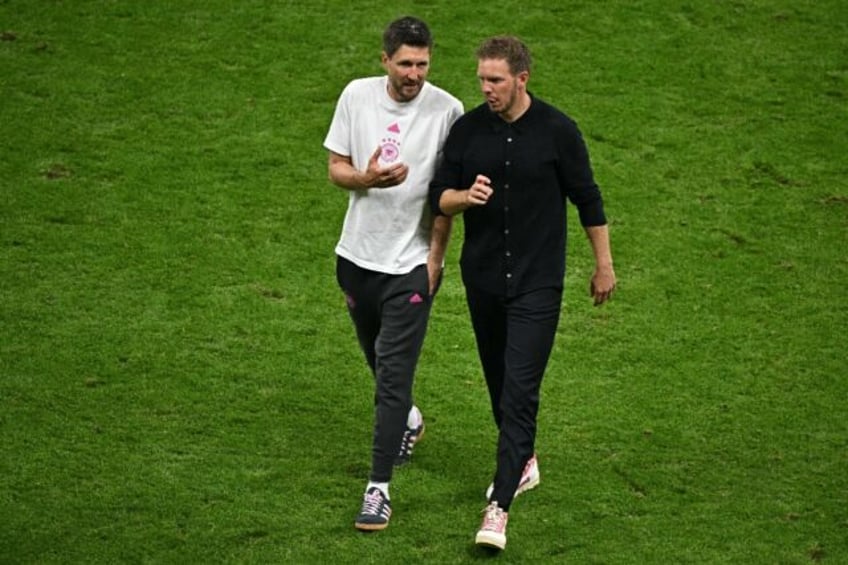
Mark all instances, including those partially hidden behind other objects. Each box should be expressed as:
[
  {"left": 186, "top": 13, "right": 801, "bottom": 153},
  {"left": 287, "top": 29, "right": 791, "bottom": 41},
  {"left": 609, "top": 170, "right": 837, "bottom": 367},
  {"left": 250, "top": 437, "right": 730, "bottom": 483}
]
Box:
[
  {"left": 481, "top": 502, "right": 507, "bottom": 531},
  {"left": 362, "top": 489, "right": 387, "bottom": 516}
]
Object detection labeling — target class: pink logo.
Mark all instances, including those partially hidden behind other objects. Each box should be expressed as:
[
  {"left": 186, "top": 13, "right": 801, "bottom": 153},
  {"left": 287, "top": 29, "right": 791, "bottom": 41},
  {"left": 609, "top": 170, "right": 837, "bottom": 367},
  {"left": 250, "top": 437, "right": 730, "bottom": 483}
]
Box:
[
  {"left": 387, "top": 122, "right": 401, "bottom": 134},
  {"left": 345, "top": 293, "right": 356, "bottom": 308},
  {"left": 380, "top": 138, "right": 400, "bottom": 162},
  {"left": 409, "top": 293, "right": 423, "bottom": 304}
]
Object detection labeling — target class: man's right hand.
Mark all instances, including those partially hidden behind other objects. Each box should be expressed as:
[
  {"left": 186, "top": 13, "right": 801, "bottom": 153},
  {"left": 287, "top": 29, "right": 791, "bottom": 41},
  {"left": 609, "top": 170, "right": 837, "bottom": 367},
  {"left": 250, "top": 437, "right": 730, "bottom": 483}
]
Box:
[
  {"left": 466, "top": 174, "right": 493, "bottom": 206},
  {"left": 364, "top": 145, "right": 409, "bottom": 188}
]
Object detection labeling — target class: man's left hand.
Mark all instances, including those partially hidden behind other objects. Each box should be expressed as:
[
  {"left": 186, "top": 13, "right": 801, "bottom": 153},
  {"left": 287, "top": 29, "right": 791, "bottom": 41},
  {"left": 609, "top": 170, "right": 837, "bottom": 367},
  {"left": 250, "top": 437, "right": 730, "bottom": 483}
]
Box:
[{"left": 590, "top": 265, "right": 616, "bottom": 306}]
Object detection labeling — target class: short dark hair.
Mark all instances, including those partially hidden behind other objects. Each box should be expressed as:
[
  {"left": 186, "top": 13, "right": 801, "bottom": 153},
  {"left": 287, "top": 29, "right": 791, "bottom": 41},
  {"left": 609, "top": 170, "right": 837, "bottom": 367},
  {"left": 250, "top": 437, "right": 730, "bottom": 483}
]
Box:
[
  {"left": 476, "top": 36, "right": 532, "bottom": 75},
  {"left": 383, "top": 16, "right": 433, "bottom": 57}
]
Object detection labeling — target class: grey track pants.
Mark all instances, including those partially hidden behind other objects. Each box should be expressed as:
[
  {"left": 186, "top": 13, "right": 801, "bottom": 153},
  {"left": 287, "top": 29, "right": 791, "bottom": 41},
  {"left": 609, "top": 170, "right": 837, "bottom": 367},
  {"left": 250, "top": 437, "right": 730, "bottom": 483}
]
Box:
[{"left": 337, "top": 256, "right": 435, "bottom": 482}]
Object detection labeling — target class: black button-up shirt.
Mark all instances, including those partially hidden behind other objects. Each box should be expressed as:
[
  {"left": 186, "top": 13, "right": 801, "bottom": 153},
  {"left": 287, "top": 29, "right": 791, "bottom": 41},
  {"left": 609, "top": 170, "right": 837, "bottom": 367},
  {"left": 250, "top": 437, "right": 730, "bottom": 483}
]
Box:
[{"left": 429, "top": 95, "right": 607, "bottom": 297}]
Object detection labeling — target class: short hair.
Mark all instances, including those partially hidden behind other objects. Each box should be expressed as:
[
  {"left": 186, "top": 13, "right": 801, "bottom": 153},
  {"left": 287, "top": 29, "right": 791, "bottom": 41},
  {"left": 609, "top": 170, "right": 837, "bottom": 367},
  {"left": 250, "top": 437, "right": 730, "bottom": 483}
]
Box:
[
  {"left": 383, "top": 16, "right": 433, "bottom": 57},
  {"left": 476, "top": 36, "right": 532, "bottom": 75}
]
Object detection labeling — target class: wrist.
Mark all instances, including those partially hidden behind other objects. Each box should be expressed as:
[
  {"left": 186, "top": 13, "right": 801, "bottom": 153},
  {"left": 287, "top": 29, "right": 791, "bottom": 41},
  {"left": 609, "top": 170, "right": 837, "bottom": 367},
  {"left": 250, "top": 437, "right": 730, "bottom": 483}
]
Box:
[{"left": 355, "top": 170, "right": 370, "bottom": 190}]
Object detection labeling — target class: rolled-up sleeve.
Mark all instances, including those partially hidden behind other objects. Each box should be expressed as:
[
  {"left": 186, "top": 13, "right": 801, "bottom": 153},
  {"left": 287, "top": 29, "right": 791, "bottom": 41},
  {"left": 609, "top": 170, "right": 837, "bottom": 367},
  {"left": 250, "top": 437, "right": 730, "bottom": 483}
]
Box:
[{"left": 429, "top": 125, "right": 464, "bottom": 216}]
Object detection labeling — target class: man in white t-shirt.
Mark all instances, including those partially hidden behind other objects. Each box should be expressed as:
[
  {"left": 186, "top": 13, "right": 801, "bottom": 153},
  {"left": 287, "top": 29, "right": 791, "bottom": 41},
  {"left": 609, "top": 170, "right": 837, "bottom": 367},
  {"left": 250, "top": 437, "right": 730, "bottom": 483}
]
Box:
[{"left": 323, "top": 16, "right": 463, "bottom": 531}]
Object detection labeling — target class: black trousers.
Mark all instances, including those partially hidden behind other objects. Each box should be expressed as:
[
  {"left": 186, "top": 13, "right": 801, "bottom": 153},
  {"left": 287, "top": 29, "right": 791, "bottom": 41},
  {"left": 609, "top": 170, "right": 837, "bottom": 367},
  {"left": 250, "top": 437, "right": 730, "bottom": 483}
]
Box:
[
  {"left": 465, "top": 285, "right": 562, "bottom": 511},
  {"left": 337, "top": 256, "right": 435, "bottom": 483}
]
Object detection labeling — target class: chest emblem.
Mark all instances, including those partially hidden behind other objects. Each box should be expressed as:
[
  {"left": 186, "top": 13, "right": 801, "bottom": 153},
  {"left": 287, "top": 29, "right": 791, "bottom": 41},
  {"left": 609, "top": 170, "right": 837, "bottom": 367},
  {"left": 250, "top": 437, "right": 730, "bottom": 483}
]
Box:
[
  {"left": 380, "top": 122, "right": 402, "bottom": 163},
  {"left": 380, "top": 138, "right": 400, "bottom": 163}
]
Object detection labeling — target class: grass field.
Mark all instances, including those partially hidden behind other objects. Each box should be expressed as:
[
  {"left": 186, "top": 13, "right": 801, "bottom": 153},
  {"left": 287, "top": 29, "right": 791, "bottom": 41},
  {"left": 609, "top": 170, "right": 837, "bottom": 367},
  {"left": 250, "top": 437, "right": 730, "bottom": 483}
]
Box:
[{"left": 2, "top": 1, "right": 846, "bottom": 563}]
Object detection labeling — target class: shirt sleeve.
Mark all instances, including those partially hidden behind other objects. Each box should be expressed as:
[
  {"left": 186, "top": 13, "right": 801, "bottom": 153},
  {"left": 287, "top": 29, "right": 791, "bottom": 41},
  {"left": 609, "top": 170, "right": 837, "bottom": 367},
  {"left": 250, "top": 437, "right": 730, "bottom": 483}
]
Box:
[
  {"left": 428, "top": 117, "right": 465, "bottom": 216},
  {"left": 557, "top": 119, "right": 607, "bottom": 227},
  {"left": 323, "top": 84, "right": 352, "bottom": 156}
]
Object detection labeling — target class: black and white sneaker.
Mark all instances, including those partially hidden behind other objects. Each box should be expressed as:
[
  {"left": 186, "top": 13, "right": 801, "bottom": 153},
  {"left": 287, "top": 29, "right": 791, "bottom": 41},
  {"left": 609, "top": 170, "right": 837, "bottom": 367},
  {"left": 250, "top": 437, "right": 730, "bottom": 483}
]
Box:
[
  {"left": 354, "top": 487, "right": 392, "bottom": 531},
  {"left": 394, "top": 419, "right": 425, "bottom": 466}
]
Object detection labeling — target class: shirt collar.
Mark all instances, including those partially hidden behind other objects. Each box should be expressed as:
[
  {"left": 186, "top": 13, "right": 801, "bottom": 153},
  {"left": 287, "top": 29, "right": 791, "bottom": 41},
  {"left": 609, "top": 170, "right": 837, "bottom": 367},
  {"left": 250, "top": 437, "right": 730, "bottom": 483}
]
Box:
[{"left": 486, "top": 92, "right": 536, "bottom": 133}]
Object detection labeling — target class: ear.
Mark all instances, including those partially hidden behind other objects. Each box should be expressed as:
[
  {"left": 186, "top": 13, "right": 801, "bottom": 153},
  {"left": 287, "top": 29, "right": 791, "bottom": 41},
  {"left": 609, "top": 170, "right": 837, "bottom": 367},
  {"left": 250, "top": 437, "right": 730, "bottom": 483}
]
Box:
[
  {"left": 517, "top": 70, "right": 530, "bottom": 88},
  {"left": 381, "top": 51, "right": 390, "bottom": 68}
]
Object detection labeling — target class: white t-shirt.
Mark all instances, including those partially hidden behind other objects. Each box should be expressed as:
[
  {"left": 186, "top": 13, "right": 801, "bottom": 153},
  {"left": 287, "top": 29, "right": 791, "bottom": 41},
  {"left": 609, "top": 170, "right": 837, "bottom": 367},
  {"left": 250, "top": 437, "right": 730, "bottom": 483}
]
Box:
[{"left": 324, "top": 76, "right": 463, "bottom": 274}]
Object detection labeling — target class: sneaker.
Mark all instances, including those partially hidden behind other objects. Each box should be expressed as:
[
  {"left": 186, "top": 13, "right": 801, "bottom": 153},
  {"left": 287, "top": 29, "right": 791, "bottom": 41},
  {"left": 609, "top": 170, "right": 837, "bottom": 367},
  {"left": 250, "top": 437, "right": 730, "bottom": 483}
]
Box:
[
  {"left": 485, "top": 454, "right": 540, "bottom": 500},
  {"left": 394, "top": 420, "right": 425, "bottom": 466},
  {"left": 354, "top": 487, "right": 392, "bottom": 531},
  {"left": 475, "top": 501, "right": 508, "bottom": 550}
]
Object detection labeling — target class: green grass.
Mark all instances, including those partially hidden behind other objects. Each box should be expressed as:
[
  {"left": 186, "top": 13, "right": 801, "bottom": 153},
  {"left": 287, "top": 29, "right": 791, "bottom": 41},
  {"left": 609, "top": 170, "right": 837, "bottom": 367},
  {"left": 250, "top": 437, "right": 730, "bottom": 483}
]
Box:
[{"left": 1, "top": 0, "right": 846, "bottom": 563}]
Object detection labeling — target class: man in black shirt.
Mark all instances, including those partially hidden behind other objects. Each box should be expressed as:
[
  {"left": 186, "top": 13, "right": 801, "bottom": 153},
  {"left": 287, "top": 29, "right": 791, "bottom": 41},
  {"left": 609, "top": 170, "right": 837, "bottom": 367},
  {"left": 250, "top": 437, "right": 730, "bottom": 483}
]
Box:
[{"left": 428, "top": 36, "right": 616, "bottom": 551}]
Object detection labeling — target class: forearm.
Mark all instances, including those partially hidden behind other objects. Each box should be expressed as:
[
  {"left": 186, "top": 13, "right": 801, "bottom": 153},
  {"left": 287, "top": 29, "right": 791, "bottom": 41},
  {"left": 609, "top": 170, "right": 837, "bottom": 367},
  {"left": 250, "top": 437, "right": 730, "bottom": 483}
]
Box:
[
  {"left": 584, "top": 224, "right": 614, "bottom": 268},
  {"left": 428, "top": 215, "right": 453, "bottom": 267},
  {"left": 328, "top": 159, "right": 370, "bottom": 191},
  {"left": 584, "top": 224, "right": 616, "bottom": 305},
  {"left": 438, "top": 188, "right": 472, "bottom": 216}
]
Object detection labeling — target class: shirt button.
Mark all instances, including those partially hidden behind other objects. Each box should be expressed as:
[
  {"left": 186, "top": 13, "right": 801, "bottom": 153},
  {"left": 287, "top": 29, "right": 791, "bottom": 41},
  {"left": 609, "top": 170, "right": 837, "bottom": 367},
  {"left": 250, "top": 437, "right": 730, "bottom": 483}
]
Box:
[
  {"left": 506, "top": 273, "right": 512, "bottom": 279},
  {"left": 504, "top": 184, "right": 510, "bottom": 189},
  {"left": 507, "top": 137, "right": 513, "bottom": 142},
  {"left": 504, "top": 229, "right": 509, "bottom": 235},
  {"left": 505, "top": 161, "right": 511, "bottom": 166},
  {"left": 504, "top": 206, "right": 510, "bottom": 212},
  {"left": 505, "top": 251, "right": 511, "bottom": 257}
]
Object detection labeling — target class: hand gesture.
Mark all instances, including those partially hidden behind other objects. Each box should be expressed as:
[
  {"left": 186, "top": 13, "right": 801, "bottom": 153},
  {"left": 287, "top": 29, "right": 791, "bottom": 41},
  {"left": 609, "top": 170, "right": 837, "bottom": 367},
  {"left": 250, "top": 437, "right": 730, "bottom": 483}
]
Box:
[
  {"left": 466, "top": 175, "right": 493, "bottom": 206},
  {"left": 364, "top": 145, "right": 409, "bottom": 188}
]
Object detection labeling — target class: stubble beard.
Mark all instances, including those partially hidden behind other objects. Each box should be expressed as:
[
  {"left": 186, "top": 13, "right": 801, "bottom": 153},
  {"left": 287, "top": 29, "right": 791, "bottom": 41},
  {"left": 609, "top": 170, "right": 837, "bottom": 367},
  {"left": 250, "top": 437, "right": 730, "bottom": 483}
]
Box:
[{"left": 390, "top": 78, "right": 423, "bottom": 102}]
